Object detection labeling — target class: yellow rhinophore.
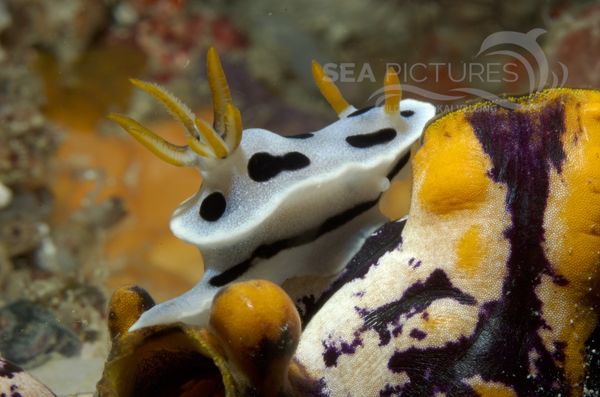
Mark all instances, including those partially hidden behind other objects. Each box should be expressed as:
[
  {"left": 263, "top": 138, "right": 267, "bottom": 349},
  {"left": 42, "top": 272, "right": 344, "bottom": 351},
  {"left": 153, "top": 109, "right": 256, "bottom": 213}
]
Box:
[{"left": 311, "top": 60, "right": 351, "bottom": 117}]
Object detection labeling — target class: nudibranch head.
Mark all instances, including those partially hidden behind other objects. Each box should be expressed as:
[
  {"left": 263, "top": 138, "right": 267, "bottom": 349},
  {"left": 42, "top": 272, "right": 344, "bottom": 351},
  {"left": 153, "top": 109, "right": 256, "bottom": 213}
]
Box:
[{"left": 110, "top": 48, "right": 435, "bottom": 330}]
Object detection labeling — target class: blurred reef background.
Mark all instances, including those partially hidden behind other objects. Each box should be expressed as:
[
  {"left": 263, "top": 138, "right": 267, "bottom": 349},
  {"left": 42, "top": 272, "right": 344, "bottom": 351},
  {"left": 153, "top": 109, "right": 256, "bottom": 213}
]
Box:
[{"left": 0, "top": 0, "right": 599, "bottom": 393}]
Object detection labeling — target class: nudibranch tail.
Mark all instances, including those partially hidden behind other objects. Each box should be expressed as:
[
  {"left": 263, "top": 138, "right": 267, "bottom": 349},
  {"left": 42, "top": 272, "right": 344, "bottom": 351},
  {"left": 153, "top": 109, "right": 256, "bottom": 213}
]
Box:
[
  {"left": 384, "top": 67, "right": 401, "bottom": 114},
  {"left": 311, "top": 60, "right": 355, "bottom": 117},
  {"left": 109, "top": 47, "right": 244, "bottom": 165}
]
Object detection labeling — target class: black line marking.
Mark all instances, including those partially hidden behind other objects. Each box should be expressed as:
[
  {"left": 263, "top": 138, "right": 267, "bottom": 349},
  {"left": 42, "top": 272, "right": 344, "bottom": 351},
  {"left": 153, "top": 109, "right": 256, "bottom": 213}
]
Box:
[
  {"left": 386, "top": 152, "right": 411, "bottom": 181},
  {"left": 285, "top": 133, "right": 314, "bottom": 139},
  {"left": 318, "top": 269, "right": 476, "bottom": 368},
  {"left": 347, "top": 106, "right": 375, "bottom": 118},
  {"left": 247, "top": 152, "right": 310, "bottom": 182},
  {"left": 401, "top": 110, "right": 415, "bottom": 117},
  {"left": 346, "top": 128, "right": 396, "bottom": 149},
  {"left": 209, "top": 198, "right": 380, "bottom": 287}
]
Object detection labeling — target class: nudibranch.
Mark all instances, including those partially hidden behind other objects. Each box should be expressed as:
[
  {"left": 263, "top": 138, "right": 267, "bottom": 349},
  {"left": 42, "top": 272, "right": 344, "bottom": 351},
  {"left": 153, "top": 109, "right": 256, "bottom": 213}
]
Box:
[
  {"left": 292, "top": 88, "right": 600, "bottom": 396},
  {"left": 109, "top": 48, "right": 435, "bottom": 329}
]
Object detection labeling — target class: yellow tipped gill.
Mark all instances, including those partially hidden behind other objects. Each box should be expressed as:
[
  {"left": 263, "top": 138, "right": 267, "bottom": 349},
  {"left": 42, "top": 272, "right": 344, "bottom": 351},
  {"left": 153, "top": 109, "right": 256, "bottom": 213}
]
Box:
[
  {"left": 223, "top": 103, "right": 243, "bottom": 152},
  {"left": 311, "top": 60, "right": 351, "bottom": 117},
  {"left": 384, "top": 67, "right": 402, "bottom": 114},
  {"left": 207, "top": 47, "right": 233, "bottom": 134},
  {"left": 108, "top": 113, "right": 194, "bottom": 166},
  {"left": 129, "top": 79, "right": 196, "bottom": 132},
  {"left": 129, "top": 78, "right": 216, "bottom": 158},
  {"left": 195, "top": 117, "right": 229, "bottom": 158}
]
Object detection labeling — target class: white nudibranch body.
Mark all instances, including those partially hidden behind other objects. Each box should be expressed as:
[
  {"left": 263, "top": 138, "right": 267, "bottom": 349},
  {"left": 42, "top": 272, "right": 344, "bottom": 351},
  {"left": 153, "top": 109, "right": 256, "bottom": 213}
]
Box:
[{"left": 110, "top": 48, "right": 435, "bottom": 330}]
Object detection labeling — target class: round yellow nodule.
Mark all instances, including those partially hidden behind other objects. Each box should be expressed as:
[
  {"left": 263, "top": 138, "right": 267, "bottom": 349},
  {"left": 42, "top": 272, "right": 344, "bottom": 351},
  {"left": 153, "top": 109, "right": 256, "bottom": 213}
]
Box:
[
  {"left": 209, "top": 280, "right": 301, "bottom": 389},
  {"left": 108, "top": 284, "right": 155, "bottom": 340}
]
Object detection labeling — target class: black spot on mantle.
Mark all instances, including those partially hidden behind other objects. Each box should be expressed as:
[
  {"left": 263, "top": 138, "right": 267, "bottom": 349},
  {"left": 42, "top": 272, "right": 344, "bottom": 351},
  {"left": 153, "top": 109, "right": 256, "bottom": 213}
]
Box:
[
  {"left": 247, "top": 152, "right": 310, "bottom": 182},
  {"left": 200, "top": 192, "right": 226, "bottom": 222},
  {"left": 346, "top": 128, "right": 396, "bottom": 149},
  {"left": 401, "top": 110, "right": 415, "bottom": 118}
]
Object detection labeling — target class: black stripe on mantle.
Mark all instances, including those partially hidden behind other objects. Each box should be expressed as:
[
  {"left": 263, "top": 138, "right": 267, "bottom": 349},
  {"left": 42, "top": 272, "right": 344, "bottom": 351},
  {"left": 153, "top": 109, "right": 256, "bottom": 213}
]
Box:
[
  {"left": 209, "top": 153, "right": 413, "bottom": 287},
  {"left": 209, "top": 197, "right": 379, "bottom": 287}
]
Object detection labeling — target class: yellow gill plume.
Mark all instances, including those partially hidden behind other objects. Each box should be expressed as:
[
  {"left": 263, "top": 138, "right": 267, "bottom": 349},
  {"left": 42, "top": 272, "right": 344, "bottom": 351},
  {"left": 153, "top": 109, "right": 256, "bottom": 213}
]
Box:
[{"left": 108, "top": 47, "right": 243, "bottom": 166}]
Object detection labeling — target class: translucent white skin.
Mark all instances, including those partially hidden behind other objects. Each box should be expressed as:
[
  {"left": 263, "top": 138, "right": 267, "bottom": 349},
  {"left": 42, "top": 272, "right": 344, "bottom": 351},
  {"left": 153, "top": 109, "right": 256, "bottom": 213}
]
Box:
[{"left": 130, "top": 99, "right": 436, "bottom": 331}]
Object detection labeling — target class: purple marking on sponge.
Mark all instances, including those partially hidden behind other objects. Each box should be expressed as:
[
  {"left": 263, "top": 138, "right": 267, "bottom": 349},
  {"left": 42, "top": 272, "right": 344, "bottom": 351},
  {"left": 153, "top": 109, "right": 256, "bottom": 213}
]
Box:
[
  {"left": 380, "top": 100, "right": 572, "bottom": 396},
  {"left": 321, "top": 331, "right": 363, "bottom": 368},
  {"left": 466, "top": 100, "right": 570, "bottom": 394},
  {"left": 409, "top": 328, "right": 427, "bottom": 340},
  {"left": 392, "top": 324, "right": 403, "bottom": 338},
  {"left": 380, "top": 383, "right": 404, "bottom": 397},
  {"left": 357, "top": 269, "right": 476, "bottom": 346}
]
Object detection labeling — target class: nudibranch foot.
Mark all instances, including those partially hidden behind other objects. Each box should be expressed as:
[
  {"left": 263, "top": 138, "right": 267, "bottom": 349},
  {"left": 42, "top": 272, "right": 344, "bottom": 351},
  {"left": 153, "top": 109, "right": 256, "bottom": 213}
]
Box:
[{"left": 109, "top": 48, "right": 435, "bottom": 331}]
